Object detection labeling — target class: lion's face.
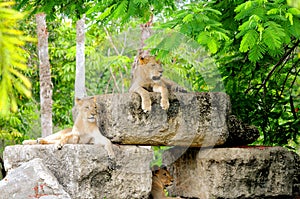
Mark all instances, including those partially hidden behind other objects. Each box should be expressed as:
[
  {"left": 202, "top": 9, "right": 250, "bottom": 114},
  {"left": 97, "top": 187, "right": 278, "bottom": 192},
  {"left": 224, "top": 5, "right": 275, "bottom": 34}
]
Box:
[
  {"left": 75, "top": 97, "right": 97, "bottom": 123},
  {"left": 153, "top": 165, "right": 174, "bottom": 187},
  {"left": 138, "top": 56, "right": 163, "bottom": 83}
]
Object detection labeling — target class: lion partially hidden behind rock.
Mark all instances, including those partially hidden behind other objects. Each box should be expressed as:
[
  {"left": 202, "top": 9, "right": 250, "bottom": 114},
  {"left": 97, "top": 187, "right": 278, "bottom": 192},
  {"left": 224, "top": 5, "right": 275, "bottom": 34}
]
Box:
[
  {"left": 150, "top": 165, "right": 181, "bottom": 199},
  {"left": 22, "top": 97, "right": 115, "bottom": 158},
  {"left": 130, "top": 55, "right": 186, "bottom": 112}
]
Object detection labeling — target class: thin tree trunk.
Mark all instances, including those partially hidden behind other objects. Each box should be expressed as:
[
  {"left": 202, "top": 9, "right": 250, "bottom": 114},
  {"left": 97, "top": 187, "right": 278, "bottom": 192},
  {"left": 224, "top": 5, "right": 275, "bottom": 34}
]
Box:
[
  {"left": 36, "top": 13, "right": 52, "bottom": 137},
  {"left": 139, "top": 14, "right": 153, "bottom": 57},
  {"left": 131, "top": 15, "right": 153, "bottom": 78},
  {"left": 75, "top": 15, "right": 86, "bottom": 99}
]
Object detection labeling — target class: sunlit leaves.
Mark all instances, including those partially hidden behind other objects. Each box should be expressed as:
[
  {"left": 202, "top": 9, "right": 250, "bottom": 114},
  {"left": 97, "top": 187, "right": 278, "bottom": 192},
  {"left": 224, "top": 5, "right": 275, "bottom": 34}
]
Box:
[
  {"left": 287, "top": 0, "right": 300, "bottom": 9},
  {"left": 87, "top": 0, "right": 176, "bottom": 25},
  {"left": 0, "top": 2, "right": 32, "bottom": 115},
  {"left": 162, "top": 1, "right": 229, "bottom": 54},
  {"left": 239, "top": 29, "right": 258, "bottom": 52},
  {"left": 263, "top": 22, "right": 285, "bottom": 50},
  {"left": 235, "top": 0, "right": 300, "bottom": 63}
]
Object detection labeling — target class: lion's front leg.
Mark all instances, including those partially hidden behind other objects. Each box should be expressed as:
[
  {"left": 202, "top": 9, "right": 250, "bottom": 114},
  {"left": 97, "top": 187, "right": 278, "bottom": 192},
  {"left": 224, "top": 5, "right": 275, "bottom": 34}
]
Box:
[
  {"left": 56, "top": 132, "right": 79, "bottom": 149},
  {"left": 93, "top": 132, "right": 115, "bottom": 158},
  {"left": 131, "top": 86, "right": 152, "bottom": 112},
  {"left": 153, "top": 84, "right": 169, "bottom": 110}
]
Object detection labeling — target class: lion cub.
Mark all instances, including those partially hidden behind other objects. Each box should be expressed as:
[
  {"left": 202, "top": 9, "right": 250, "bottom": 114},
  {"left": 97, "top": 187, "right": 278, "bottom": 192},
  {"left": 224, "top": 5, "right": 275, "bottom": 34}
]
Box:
[
  {"left": 151, "top": 165, "right": 181, "bottom": 199},
  {"left": 22, "top": 97, "right": 115, "bottom": 158},
  {"left": 130, "top": 55, "right": 170, "bottom": 112}
]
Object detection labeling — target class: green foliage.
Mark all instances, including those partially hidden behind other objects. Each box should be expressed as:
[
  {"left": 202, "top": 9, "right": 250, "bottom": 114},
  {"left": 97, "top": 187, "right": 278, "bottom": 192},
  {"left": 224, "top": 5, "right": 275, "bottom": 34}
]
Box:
[
  {"left": 161, "top": 1, "right": 230, "bottom": 54},
  {"left": 47, "top": 20, "right": 77, "bottom": 127},
  {"left": 234, "top": 0, "right": 298, "bottom": 63},
  {"left": 0, "top": 99, "right": 40, "bottom": 154},
  {"left": 0, "top": 2, "right": 33, "bottom": 115},
  {"left": 86, "top": 53, "right": 132, "bottom": 94},
  {"left": 214, "top": 0, "right": 300, "bottom": 149},
  {"left": 87, "top": 0, "right": 176, "bottom": 25},
  {"left": 151, "top": 146, "right": 171, "bottom": 167},
  {"left": 15, "top": 0, "right": 89, "bottom": 20},
  {"left": 287, "top": 0, "right": 300, "bottom": 9}
]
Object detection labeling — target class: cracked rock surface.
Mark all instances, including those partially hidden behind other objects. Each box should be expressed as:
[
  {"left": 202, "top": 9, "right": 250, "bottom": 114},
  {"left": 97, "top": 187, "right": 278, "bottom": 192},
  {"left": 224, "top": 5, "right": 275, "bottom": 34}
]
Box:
[{"left": 3, "top": 145, "right": 153, "bottom": 199}]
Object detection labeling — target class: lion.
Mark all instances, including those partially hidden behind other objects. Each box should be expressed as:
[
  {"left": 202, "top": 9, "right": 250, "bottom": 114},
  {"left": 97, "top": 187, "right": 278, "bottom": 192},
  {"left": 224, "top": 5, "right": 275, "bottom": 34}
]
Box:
[
  {"left": 129, "top": 55, "right": 186, "bottom": 112},
  {"left": 22, "top": 97, "right": 115, "bottom": 158},
  {"left": 150, "top": 165, "right": 181, "bottom": 199}
]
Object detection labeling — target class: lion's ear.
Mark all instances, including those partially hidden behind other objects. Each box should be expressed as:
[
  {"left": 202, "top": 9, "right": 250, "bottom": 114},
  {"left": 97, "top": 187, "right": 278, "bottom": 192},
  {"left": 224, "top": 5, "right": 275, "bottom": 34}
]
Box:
[
  {"left": 151, "top": 165, "right": 160, "bottom": 174},
  {"left": 75, "top": 97, "right": 82, "bottom": 105},
  {"left": 160, "top": 165, "right": 167, "bottom": 171},
  {"left": 138, "top": 56, "right": 147, "bottom": 65}
]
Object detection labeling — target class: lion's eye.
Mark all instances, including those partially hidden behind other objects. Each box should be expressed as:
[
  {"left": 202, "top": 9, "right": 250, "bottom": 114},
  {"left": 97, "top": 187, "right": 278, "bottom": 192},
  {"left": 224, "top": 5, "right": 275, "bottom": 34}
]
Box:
[{"left": 151, "top": 64, "right": 156, "bottom": 67}]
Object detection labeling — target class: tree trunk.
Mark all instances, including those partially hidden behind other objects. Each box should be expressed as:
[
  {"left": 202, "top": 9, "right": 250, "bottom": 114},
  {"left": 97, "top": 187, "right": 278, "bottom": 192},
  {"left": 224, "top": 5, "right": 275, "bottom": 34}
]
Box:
[
  {"left": 139, "top": 14, "right": 153, "bottom": 57},
  {"left": 131, "top": 15, "right": 153, "bottom": 76},
  {"left": 36, "top": 13, "right": 52, "bottom": 137},
  {"left": 75, "top": 15, "right": 86, "bottom": 100}
]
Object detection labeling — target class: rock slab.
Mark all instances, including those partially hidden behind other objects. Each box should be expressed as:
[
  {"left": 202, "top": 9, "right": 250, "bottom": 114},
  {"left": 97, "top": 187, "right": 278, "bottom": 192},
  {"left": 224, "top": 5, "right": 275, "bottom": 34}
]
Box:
[
  {"left": 0, "top": 158, "right": 71, "bottom": 199},
  {"left": 163, "top": 146, "right": 297, "bottom": 199},
  {"left": 95, "top": 92, "right": 231, "bottom": 147},
  {"left": 3, "top": 144, "right": 153, "bottom": 199}
]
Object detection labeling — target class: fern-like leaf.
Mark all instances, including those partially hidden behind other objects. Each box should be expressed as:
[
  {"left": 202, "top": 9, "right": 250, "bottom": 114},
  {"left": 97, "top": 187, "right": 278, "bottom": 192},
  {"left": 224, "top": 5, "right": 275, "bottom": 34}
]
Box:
[
  {"left": 239, "top": 29, "right": 259, "bottom": 52},
  {"left": 113, "top": 0, "right": 128, "bottom": 20},
  {"left": 263, "top": 21, "right": 285, "bottom": 50},
  {"left": 248, "top": 43, "right": 267, "bottom": 62},
  {"left": 207, "top": 38, "right": 219, "bottom": 54}
]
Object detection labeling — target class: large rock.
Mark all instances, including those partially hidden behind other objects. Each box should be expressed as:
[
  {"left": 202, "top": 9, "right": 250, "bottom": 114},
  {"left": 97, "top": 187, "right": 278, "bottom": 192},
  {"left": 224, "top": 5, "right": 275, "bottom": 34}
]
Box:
[
  {"left": 3, "top": 145, "right": 153, "bottom": 199},
  {"left": 0, "top": 158, "right": 71, "bottom": 199},
  {"left": 163, "top": 146, "right": 297, "bottom": 199},
  {"left": 95, "top": 92, "right": 232, "bottom": 147},
  {"left": 224, "top": 115, "right": 260, "bottom": 146}
]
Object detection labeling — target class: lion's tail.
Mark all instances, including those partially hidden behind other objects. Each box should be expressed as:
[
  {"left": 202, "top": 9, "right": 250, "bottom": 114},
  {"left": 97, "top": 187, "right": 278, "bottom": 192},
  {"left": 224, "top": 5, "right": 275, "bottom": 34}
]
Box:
[{"left": 22, "top": 140, "right": 38, "bottom": 145}]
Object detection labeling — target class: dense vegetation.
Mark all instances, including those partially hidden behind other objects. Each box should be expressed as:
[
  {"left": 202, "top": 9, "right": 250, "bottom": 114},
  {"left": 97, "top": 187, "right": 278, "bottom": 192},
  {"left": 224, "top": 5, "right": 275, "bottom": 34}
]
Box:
[{"left": 0, "top": 0, "right": 299, "bottom": 157}]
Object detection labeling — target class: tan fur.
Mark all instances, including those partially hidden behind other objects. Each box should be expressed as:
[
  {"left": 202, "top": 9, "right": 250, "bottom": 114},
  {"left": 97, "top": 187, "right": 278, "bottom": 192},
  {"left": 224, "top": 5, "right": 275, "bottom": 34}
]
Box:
[
  {"left": 129, "top": 55, "right": 169, "bottom": 112},
  {"left": 22, "top": 97, "right": 115, "bottom": 158},
  {"left": 151, "top": 165, "right": 181, "bottom": 199}
]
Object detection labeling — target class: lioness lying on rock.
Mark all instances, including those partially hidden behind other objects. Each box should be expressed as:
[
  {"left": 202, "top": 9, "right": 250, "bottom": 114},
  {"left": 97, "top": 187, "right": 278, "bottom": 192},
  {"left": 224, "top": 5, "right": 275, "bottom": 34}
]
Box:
[
  {"left": 130, "top": 55, "right": 186, "bottom": 112},
  {"left": 151, "top": 165, "right": 181, "bottom": 199},
  {"left": 23, "top": 97, "right": 115, "bottom": 158}
]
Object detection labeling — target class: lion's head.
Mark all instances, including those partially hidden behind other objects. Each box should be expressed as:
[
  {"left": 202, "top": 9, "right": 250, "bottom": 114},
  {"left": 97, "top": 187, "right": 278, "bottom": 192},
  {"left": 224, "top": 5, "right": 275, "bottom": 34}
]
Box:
[
  {"left": 75, "top": 97, "right": 97, "bottom": 123},
  {"left": 152, "top": 165, "right": 174, "bottom": 187},
  {"left": 137, "top": 56, "right": 163, "bottom": 83}
]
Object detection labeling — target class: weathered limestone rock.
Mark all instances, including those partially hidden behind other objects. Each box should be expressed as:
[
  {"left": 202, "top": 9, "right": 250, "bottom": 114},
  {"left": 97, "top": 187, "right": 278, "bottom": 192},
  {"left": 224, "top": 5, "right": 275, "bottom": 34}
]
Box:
[
  {"left": 163, "top": 146, "right": 297, "bottom": 199},
  {"left": 3, "top": 144, "right": 153, "bottom": 199},
  {"left": 224, "top": 115, "right": 260, "bottom": 146},
  {"left": 0, "top": 158, "right": 71, "bottom": 199},
  {"left": 95, "top": 92, "right": 232, "bottom": 147}
]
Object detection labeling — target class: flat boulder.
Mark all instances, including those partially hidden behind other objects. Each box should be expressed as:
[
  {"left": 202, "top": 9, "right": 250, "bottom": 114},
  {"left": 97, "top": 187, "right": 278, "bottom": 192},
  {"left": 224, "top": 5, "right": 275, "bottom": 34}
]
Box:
[
  {"left": 3, "top": 144, "right": 153, "bottom": 199},
  {"left": 163, "top": 146, "right": 298, "bottom": 199},
  {"left": 95, "top": 92, "right": 232, "bottom": 147}
]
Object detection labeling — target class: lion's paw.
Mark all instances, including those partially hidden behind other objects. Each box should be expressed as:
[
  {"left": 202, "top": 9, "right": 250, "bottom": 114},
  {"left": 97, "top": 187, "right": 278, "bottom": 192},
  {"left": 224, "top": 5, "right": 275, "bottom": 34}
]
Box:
[
  {"left": 55, "top": 143, "right": 63, "bottom": 150},
  {"left": 142, "top": 101, "right": 151, "bottom": 112},
  {"left": 161, "top": 99, "right": 169, "bottom": 110}
]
